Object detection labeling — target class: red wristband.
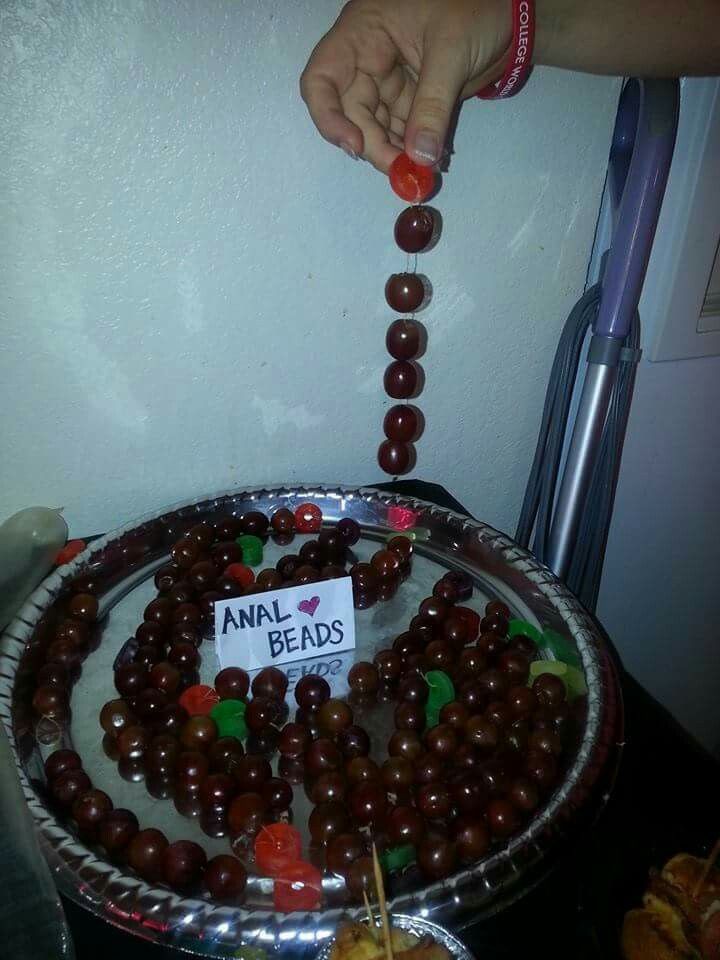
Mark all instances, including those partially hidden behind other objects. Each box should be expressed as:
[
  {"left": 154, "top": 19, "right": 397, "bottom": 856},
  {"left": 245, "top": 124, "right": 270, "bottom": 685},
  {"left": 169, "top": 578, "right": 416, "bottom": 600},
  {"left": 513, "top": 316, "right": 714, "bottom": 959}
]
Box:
[{"left": 477, "top": 0, "right": 535, "bottom": 100}]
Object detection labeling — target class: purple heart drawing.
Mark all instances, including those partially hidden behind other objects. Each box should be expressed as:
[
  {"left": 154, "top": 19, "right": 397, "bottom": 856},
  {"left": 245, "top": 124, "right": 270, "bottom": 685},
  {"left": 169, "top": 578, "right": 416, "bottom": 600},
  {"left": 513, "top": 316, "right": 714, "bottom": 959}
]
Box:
[{"left": 298, "top": 596, "right": 321, "bottom": 617}]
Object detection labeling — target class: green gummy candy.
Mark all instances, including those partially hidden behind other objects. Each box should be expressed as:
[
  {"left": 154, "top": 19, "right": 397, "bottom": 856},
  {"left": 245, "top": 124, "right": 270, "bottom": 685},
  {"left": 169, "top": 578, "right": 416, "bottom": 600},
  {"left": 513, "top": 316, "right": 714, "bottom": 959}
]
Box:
[
  {"left": 380, "top": 844, "right": 416, "bottom": 872},
  {"left": 529, "top": 660, "right": 587, "bottom": 700},
  {"left": 562, "top": 664, "right": 587, "bottom": 699},
  {"left": 236, "top": 535, "right": 263, "bottom": 566},
  {"left": 542, "top": 628, "right": 582, "bottom": 668},
  {"left": 508, "top": 619, "right": 543, "bottom": 644},
  {"left": 210, "top": 698, "right": 248, "bottom": 739},
  {"left": 386, "top": 530, "right": 415, "bottom": 543},
  {"left": 384, "top": 528, "right": 431, "bottom": 543},
  {"left": 233, "top": 949, "right": 268, "bottom": 960},
  {"left": 424, "top": 710, "right": 438, "bottom": 730},
  {"left": 530, "top": 659, "right": 566, "bottom": 678},
  {"left": 425, "top": 670, "right": 455, "bottom": 710}
]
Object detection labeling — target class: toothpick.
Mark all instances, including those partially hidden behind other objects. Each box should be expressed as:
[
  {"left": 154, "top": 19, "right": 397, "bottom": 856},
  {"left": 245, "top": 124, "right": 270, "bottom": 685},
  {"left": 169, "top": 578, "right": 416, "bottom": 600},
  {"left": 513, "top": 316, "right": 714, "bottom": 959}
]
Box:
[
  {"left": 694, "top": 836, "right": 720, "bottom": 899},
  {"left": 372, "top": 844, "right": 393, "bottom": 960},
  {"left": 362, "top": 889, "right": 379, "bottom": 942}
]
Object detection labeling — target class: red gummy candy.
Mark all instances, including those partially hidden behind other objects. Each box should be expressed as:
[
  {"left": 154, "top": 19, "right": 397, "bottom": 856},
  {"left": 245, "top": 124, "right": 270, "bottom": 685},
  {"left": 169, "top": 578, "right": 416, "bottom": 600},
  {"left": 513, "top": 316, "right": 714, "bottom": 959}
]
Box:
[
  {"left": 294, "top": 503, "right": 322, "bottom": 534},
  {"left": 387, "top": 506, "right": 418, "bottom": 531},
  {"left": 178, "top": 684, "right": 220, "bottom": 716},
  {"left": 273, "top": 860, "right": 322, "bottom": 911},
  {"left": 255, "top": 823, "right": 302, "bottom": 877},
  {"left": 55, "top": 540, "right": 86, "bottom": 566},
  {"left": 389, "top": 153, "right": 436, "bottom": 204},
  {"left": 225, "top": 563, "right": 256, "bottom": 589}
]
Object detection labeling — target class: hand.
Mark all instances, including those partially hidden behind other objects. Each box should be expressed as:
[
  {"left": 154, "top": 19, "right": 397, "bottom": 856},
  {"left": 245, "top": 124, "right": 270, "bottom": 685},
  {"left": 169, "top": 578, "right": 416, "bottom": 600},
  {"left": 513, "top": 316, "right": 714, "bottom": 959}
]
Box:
[{"left": 300, "top": 0, "right": 512, "bottom": 173}]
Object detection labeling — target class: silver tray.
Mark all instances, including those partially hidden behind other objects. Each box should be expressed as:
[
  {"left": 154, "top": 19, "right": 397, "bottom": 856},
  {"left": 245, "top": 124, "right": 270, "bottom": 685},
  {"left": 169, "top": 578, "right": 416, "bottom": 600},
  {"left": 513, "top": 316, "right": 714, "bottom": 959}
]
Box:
[{"left": 0, "top": 485, "right": 621, "bottom": 956}]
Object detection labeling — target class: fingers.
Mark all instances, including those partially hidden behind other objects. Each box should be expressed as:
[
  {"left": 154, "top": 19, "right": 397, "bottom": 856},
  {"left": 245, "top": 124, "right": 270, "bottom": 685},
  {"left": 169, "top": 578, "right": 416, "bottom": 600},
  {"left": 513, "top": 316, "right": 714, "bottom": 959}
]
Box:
[
  {"left": 405, "top": 34, "right": 469, "bottom": 166},
  {"left": 300, "top": 36, "right": 364, "bottom": 157},
  {"left": 345, "top": 97, "right": 401, "bottom": 173}
]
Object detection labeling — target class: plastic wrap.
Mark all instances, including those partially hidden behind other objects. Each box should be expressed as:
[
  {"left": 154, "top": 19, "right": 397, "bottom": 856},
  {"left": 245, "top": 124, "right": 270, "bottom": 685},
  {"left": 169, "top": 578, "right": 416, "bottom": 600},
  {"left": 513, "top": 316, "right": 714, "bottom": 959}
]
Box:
[
  {"left": 0, "top": 507, "right": 67, "bottom": 631},
  {"left": 0, "top": 724, "right": 74, "bottom": 958}
]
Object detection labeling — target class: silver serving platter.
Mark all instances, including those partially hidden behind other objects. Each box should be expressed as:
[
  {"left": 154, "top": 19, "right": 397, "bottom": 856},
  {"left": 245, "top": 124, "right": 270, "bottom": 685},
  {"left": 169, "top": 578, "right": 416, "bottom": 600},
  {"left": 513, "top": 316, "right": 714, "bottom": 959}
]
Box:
[
  {"left": 315, "top": 914, "right": 476, "bottom": 960},
  {"left": 0, "top": 485, "right": 621, "bottom": 956}
]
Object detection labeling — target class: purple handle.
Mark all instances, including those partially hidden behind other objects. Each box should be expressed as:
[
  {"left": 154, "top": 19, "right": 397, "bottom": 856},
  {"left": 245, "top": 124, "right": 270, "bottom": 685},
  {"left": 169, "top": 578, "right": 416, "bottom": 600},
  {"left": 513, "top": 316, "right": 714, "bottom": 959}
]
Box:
[{"left": 594, "top": 79, "right": 679, "bottom": 340}]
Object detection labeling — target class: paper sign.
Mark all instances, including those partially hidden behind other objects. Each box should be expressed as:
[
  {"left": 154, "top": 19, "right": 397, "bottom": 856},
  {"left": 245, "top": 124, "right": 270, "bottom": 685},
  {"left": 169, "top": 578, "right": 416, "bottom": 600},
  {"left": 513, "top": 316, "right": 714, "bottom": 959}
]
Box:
[
  {"left": 215, "top": 576, "right": 356, "bottom": 672},
  {"left": 248, "top": 649, "right": 353, "bottom": 701}
]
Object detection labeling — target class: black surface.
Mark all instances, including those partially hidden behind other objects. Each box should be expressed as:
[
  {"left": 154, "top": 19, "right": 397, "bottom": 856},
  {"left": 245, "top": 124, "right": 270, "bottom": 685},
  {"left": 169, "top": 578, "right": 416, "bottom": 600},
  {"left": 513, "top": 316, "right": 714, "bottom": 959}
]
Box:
[{"left": 61, "top": 480, "right": 720, "bottom": 959}]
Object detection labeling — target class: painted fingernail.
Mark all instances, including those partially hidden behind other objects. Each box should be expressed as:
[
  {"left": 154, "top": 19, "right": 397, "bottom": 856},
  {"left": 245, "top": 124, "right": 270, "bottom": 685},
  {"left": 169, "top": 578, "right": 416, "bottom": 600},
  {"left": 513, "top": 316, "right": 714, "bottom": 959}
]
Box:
[
  {"left": 340, "top": 141, "right": 359, "bottom": 160},
  {"left": 412, "top": 131, "right": 440, "bottom": 165}
]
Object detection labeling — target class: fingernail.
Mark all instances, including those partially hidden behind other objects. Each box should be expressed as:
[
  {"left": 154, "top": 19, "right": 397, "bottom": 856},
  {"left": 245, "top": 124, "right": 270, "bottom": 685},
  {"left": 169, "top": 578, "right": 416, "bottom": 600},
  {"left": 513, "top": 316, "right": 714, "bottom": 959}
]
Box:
[
  {"left": 340, "top": 141, "right": 359, "bottom": 160},
  {"left": 412, "top": 130, "right": 440, "bottom": 164}
]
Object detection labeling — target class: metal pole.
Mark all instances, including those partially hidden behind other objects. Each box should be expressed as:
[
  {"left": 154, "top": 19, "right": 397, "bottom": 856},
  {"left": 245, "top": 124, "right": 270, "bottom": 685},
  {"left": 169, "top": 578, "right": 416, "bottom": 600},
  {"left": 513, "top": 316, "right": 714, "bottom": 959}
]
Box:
[
  {"left": 545, "top": 364, "right": 617, "bottom": 578},
  {"left": 546, "top": 79, "right": 679, "bottom": 581}
]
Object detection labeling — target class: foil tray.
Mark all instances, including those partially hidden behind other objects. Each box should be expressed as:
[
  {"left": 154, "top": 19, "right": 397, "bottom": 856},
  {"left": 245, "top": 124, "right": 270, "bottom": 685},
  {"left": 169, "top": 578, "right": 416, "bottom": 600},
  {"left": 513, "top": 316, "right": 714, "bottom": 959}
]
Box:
[
  {"left": 0, "top": 485, "right": 621, "bottom": 956},
  {"left": 315, "top": 914, "right": 476, "bottom": 960}
]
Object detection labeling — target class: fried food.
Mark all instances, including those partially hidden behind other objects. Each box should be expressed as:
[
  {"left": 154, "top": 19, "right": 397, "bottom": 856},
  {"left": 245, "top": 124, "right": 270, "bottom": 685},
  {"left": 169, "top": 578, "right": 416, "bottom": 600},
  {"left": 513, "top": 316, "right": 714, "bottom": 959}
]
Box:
[
  {"left": 330, "top": 922, "right": 452, "bottom": 960},
  {"left": 622, "top": 854, "right": 720, "bottom": 959}
]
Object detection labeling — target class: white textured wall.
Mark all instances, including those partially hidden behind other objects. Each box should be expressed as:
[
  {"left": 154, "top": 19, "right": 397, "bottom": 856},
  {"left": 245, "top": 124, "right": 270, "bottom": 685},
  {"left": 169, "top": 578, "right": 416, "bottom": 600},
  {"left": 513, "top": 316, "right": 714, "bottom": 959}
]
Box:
[
  {"left": 599, "top": 355, "right": 720, "bottom": 752},
  {"left": 0, "top": 0, "right": 619, "bottom": 536}
]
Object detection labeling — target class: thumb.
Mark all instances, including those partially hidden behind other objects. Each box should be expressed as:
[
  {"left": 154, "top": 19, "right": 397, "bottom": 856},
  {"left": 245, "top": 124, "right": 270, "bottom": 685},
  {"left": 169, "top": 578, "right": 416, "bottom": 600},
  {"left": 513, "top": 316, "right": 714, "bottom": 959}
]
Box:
[{"left": 405, "top": 36, "right": 468, "bottom": 166}]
